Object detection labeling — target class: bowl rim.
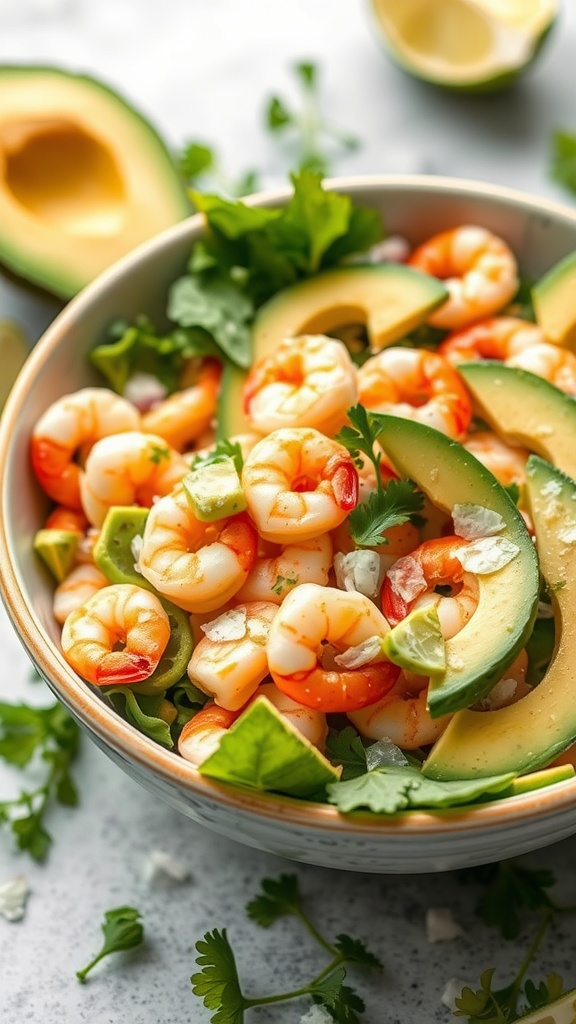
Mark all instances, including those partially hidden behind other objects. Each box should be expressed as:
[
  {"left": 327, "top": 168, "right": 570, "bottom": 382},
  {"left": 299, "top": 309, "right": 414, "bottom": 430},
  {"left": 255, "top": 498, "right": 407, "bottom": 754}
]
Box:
[{"left": 3, "top": 171, "right": 576, "bottom": 839}]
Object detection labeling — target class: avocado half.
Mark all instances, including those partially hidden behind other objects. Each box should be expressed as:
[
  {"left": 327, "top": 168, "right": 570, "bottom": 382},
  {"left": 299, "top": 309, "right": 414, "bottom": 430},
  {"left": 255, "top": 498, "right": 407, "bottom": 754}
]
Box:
[{"left": 0, "top": 66, "right": 191, "bottom": 298}]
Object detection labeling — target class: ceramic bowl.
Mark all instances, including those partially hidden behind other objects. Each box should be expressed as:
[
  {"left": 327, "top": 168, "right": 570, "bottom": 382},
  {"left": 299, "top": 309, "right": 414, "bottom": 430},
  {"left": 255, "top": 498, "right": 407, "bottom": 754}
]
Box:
[{"left": 3, "top": 175, "right": 576, "bottom": 874}]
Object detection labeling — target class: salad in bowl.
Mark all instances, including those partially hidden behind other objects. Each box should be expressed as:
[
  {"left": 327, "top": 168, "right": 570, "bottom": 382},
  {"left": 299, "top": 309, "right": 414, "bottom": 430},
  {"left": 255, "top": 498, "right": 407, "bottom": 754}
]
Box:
[{"left": 4, "top": 172, "right": 576, "bottom": 873}]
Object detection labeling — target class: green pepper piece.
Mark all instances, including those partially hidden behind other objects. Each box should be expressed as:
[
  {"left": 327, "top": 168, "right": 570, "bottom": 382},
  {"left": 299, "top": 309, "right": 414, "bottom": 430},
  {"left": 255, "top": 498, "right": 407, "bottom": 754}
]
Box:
[{"left": 94, "top": 506, "right": 193, "bottom": 693}]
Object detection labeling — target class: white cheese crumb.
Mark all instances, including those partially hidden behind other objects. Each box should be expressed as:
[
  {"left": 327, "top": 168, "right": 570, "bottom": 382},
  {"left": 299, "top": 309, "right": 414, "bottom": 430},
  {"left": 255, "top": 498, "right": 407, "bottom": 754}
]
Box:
[
  {"left": 559, "top": 523, "right": 576, "bottom": 544},
  {"left": 200, "top": 608, "right": 247, "bottom": 642},
  {"left": 123, "top": 372, "right": 167, "bottom": 411},
  {"left": 452, "top": 503, "right": 505, "bottom": 539},
  {"left": 333, "top": 550, "right": 383, "bottom": 598},
  {"left": 457, "top": 536, "right": 519, "bottom": 574},
  {"left": 537, "top": 600, "right": 555, "bottom": 619},
  {"left": 130, "top": 533, "right": 144, "bottom": 575},
  {"left": 386, "top": 555, "right": 427, "bottom": 602},
  {"left": 142, "top": 850, "right": 191, "bottom": 885},
  {"left": 334, "top": 635, "right": 383, "bottom": 669},
  {"left": 478, "top": 676, "right": 517, "bottom": 710},
  {"left": 441, "top": 977, "right": 469, "bottom": 1011},
  {"left": 300, "top": 1004, "right": 334, "bottom": 1024},
  {"left": 541, "top": 479, "right": 562, "bottom": 497},
  {"left": 426, "top": 907, "right": 464, "bottom": 943},
  {"left": 0, "top": 876, "right": 30, "bottom": 922}
]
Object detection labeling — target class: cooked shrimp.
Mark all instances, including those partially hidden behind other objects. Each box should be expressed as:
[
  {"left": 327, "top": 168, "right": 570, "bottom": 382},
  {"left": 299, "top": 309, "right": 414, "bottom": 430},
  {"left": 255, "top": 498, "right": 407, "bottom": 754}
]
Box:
[
  {"left": 53, "top": 563, "right": 109, "bottom": 625},
  {"left": 407, "top": 226, "right": 519, "bottom": 329},
  {"left": 506, "top": 343, "right": 576, "bottom": 395},
  {"left": 439, "top": 315, "right": 545, "bottom": 363},
  {"left": 243, "top": 334, "right": 358, "bottom": 436},
  {"left": 142, "top": 359, "right": 221, "bottom": 450},
  {"left": 357, "top": 347, "right": 472, "bottom": 439},
  {"left": 463, "top": 431, "right": 529, "bottom": 489},
  {"left": 235, "top": 533, "right": 333, "bottom": 604},
  {"left": 348, "top": 671, "right": 452, "bottom": 749},
  {"left": 242, "top": 427, "right": 358, "bottom": 544},
  {"left": 138, "top": 485, "right": 257, "bottom": 613},
  {"left": 187, "top": 601, "right": 278, "bottom": 710},
  {"left": 382, "top": 537, "right": 479, "bottom": 639},
  {"left": 267, "top": 583, "right": 400, "bottom": 712},
  {"left": 178, "top": 703, "right": 240, "bottom": 767},
  {"left": 31, "top": 388, "right": 141, "bottom": 509},
  {"left": 80, "top": 431, "right": 189, "bottom": 527},
  {"left": 44, "top": 505, "right": 89, "bottom": 535},
  {"left": 255, "top": 682, "right": 328, "bottom": 751},
  {"left": 61, "top": 583, "right": 171, "bottom": 686}
]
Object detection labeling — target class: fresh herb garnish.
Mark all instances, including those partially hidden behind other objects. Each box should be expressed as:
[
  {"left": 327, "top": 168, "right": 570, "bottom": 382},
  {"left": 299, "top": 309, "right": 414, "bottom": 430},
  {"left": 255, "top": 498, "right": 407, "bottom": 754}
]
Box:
[
  {"left": 76, "top": 906, "right": 144, "bottom": 983},
  {"left": 190, "top": 438, "right": 244, "bottom": 475},
  {"left": 0, "top": 699, "right": 80, "bottom": 860},
  {"left": 271, "top": 574, "right": 298, "bottom": 596},
  {"left": 191, "top": 873, "right": 382, "bottom": 1022},
  {"left": 179, "top": 140, "right": 260, "bottom": 200},
  {"left": 336, "top": 404, "right": 424, "bottom": 546},
  {"left": 551, "top": 129, "right": 576, "bottom": 196}
]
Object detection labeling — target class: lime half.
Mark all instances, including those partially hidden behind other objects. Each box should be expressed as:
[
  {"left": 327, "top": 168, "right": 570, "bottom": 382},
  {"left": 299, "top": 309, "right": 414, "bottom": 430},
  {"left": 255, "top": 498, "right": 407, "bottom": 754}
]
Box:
[
  {"left": 504, "top": 989, "right": 576, "bottom": 1024},
  {"left": 369, "top": 0, "right": 558, "bottom": 92},
  {"left": 0, "top": 320, "right": 29, "bottom": 410},
  {"left": 381, "top": 604, "right": 446, "bottom": 676}
]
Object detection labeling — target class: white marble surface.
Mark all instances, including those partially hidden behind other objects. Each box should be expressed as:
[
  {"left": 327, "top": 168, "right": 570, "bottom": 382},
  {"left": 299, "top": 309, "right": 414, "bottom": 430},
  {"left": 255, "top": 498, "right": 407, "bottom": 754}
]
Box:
[{"left": 2, "top": 2, "right": 576, "bottom": 1022}]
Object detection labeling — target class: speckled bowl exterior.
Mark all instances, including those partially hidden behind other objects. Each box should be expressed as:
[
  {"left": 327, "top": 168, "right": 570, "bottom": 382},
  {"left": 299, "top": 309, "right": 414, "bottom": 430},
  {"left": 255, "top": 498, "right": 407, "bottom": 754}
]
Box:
[{"left": 3, "top": 175, "right": 576, "bottom": 874}]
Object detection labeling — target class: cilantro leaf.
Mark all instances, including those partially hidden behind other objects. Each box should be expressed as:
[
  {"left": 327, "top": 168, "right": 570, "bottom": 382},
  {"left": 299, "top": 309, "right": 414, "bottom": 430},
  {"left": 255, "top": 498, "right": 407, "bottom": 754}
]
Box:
[
  {"left": 333, "top": 934, "right": 382, "bottom": 969},
  {"left": 179, "top": 141, "right": 215, "bottom": 182},
  {"left": 190, "top": 438, "right": 244, "bottom": 475},
  {"left": 246, "top": 873, "right": 302, "bottom": 927},
  {"left": 312, "top": 968, "right": 365, "bottom": 1024},
  {"left": 167, "top": 275, "right": 253, "bottom": 369},
  {"left": 551, "top": 129, "right": 576, "bottom": 195},
  {"left": 191, "top": 928, "right": 248, "bottom": 1024},
  {"left": 325, "top": 726, "right": 368, "bottom": 781},
  {"left": 458, "top": 860, "right": 556, "bottom": 941},
  {"left": 265, "top": 96, "right": 293, "bottom": 130},
  {"left": 76, "top": 907, "right": 144, "bottom": 982},
  {"left": 348, "top": 480, "right": 424, "bottom": 547},
  {"left": 327, "top": 764, "right": 517, "bottom": 815},
  {"left": 336, "top": 404, "right": 389, "bottom": 469},
  {"left": 524, "top": 972, "right": 565, "bottom": 1011}
]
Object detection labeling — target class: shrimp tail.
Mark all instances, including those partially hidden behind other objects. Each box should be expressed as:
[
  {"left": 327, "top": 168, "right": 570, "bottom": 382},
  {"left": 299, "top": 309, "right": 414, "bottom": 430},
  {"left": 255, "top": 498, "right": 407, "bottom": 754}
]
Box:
[
  {"left": 95, "top": 652, "right": 156, "bottom": 686},
  {"left": 220, "top": 513, "right": 258, "bottom": 573},
  {"left": 31, "top": 439, "right": 83, "bottom": 510},
  {"left": 326, "top": 454, "right": 358, "bottom": 511}
]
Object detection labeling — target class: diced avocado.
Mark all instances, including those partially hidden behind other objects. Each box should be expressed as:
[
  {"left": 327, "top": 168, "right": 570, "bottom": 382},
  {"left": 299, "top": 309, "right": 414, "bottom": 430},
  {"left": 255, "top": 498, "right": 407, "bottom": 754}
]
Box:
[
  {"left": 532, "top": 249, "right": 576, "bottom": 348},
  {"left": 33, "top": 528, "right": 78, "bottom": 582},
  {"left": 0, "top": 66, "right": 190, "bottom": 299},
  {"left": 459, "top": 362, "right": 576, "bottom": 479},
  {"left": 183, "top": 456, "right": 246, "bottom": 522},
  {"left": 93, "top": 506, "right": 193, "bottom": 694},
  {"left": 424, "top": 456, "right": 576, "bottom": 779},
  {"left": 199, "top": 695, "right": 340, "bottom": 800},
  {"left": 217, "top": 264, "right": 448, "bottom": 438},
  {"left": 376, "top": 416, "right": 539, "bottom": 716}
]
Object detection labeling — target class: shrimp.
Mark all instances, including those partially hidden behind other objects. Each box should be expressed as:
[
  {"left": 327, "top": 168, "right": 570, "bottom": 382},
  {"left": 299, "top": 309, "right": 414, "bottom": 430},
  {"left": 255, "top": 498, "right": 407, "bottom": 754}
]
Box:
[
  {"left": 138, "top": 485, "right": 257, "bottom": 613},
  {"left": 80, "top": 431, "right": 189, "bottom": 527},
  {"left": 267, "top": 583, "right": 400, "bottom": 712},
  {"left": 463, "top": 431, "right": 529, "bottom": 489},
  {"left": 61, "top": 583, "right": 171, "bottom": 686},
  {"left": 357, "top": 347, "right": 472, "bottom": 439},
  {"left": 187, "top": 601, "right": 278, "bottom": 710},
  {"left": 348, "top": 672, "right": 452, "bottom": 749},
  {"left": 243, "top": 334, "right": 358, "bottom": 436},
  {"left": 438, "top": 315, "right": 545, "bottom": 363},
  {"left": 178, "top": 703, "right": 240, "bottom": 767},
  {"left": 235, "top": 533, "right": 333, "bottom": 604},
  {"left": 382, "top": 537, "right": 479, "bottom": 639},
  {"left": 407, "top": 226, "right": 519, "bottom": 329},
  {"left": 142, "top": 359, "right": 221, "bottom": 450},
  {"left": 242, "top": 427, "right": 358, "bottom": 544},
  {"left": 506, "top": 344, "right": 576, "bottom": 395},
  {"left": 53, "top": 563, "right": 109, "bottom": 625},
  {"left": 31, "top": 388, "right": 141, "bottom": 509}
]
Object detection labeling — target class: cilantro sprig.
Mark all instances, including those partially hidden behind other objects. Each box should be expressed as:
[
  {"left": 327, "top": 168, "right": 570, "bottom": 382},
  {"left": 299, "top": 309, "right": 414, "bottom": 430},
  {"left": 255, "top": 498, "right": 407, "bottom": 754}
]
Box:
[
  {"left": 0, "top": 699, "right": 80, "bottom": 860},
  {"left": 551, "top": 129, "right": 576, "bottom": 196},
  {"left": 76, "top": 906, "right": 144, "bottom": 983},
  {"left": 336, "top": 404, "right": 424, "bottom": 546},
  {"left": 191, "top": 873, "right": 382, "bottom": 1022}
]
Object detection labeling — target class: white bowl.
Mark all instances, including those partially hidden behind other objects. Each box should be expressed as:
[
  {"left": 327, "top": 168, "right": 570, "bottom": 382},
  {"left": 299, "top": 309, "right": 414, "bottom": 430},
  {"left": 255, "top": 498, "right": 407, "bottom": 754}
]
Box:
[{"left": 3, "top": 174, "right": 576, "bottom": 873}]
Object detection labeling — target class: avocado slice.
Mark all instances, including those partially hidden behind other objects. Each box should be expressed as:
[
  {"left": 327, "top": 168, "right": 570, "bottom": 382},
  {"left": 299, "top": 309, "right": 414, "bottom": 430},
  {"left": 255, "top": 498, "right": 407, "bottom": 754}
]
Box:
[
  {"left": 424, "top": 456, "right": 576, "bottom": 779},
  {"left": 218, "top": 264, "right": 448, "bottom": 438},
  {"left": 0, "top": 66, "right": 190, "bottom": 298},
  {"left": 458, "top": 362, "right": 576, "bottom": 479},
  {"left": 532, "top": 249, "right": 576, "bottom": 348},
  {"left": 376, "top": 416, "right": 539, "bottom": 716}
]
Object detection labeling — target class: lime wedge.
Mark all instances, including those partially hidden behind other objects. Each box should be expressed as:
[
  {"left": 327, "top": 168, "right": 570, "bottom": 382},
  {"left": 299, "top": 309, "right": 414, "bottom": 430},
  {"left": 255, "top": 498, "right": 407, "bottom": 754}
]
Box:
[
  {"left": 369, "top": 0, "right": 557, "bottom": 92},
  {"left": 0, "top": 320, "right": 29, "bottom": 409},
  {"left": 380, "top": 604, "right": 446, "bottom": 676},
  {"left": 506, "top": 989, "right": 576, "bottom": 1024}
]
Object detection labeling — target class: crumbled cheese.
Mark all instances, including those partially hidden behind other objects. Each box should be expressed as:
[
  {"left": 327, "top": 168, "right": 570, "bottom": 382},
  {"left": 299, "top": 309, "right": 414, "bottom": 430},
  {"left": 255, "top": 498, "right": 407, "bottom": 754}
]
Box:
[
  {"left": 123, "top": 372, "right": 167, "bottom": 411},
  {"left": 441, "top": 978, "right": 469, "bottom": 1011},
  {"left": 347, "top": 234, "right": 411, "bottom": 265},
  {"left": 130, "top": 533, "right": 144, "bottom": 574},
  {"left": 478, "top": 676, "right": 517, "bottom": 710},
  {"left": 300, "top": 1005, "right": 334, "bottom": 1024},
  {"left": 0, "top": 876, "right": 30, "bottom": 922},
  {"left": 386, "top": 555, "right": 427, "bottom": 602},
  {"left": 426, "top": 907, "right": 464, "bottom": 943},
  {"left": 142, "top": 850, "right": 191, "bottom": 885},
  {"left": 334, "top": 635, "right": 383, "bottom": 669},
  {"left": 452, "top": 502, "right": 505, "bottom": 540},
  {"left": 541, "top": 479, "right": 563, "bottom": 498},
  {"left": 456, "top": 536, "right": 519, "bottom": 574},
  {"left": 200, "top": 608, "right": 247, "bottom": 642},
  {"left": 333, "top": 550, "right": 383, "bottom": 598},
  {"left": 559, "top": 523, "right": 576, "bottom": 544},
  {"left": 537, "top": 600, "right": 555, "bottom": 619}
]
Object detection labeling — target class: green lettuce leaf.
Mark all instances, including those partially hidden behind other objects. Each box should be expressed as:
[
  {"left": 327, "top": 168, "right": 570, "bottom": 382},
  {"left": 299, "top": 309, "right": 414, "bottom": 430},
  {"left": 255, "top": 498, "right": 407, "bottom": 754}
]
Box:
[{"left": 104, "top": 689, "right": 174, "bottom": 749}]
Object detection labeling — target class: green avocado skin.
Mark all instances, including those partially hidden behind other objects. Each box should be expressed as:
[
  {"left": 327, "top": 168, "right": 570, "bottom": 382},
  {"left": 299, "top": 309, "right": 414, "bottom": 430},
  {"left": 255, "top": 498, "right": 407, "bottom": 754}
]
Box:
[{"left": 376, "top": 415, "right": 540, "bottom": 717}]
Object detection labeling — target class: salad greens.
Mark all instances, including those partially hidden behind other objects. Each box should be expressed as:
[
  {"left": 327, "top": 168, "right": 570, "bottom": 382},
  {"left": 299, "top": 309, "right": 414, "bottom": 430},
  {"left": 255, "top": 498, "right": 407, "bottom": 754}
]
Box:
[
  {"left": 551, "top": 129, "right": 576, "bottom": 197},
  {"left": 76, "top": 906, "right": 144, "bottom": 982}
]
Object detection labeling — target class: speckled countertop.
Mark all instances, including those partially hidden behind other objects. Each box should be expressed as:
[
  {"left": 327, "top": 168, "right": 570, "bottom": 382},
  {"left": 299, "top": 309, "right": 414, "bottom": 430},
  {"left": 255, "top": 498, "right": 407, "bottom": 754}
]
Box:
[{"left": 2, "top": 2, "right": 576, "bottom": 1022}]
